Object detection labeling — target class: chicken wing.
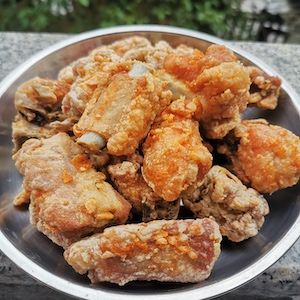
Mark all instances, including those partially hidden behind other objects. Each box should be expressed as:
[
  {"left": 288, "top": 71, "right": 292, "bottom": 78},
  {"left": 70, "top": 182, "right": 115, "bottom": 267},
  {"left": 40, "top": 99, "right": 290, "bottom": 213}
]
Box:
[
  {"left": 13, "top": 133, "right": 131, "bottom": 248},
  {"left": 182, "top": 166, "right": 269, "bottom": 242},
  {"left": 142, "top": 97, "right": 212, "bottom": 201},
  {"left": 64, "top": 218, "right": 221, "bottom": 285},
  {"left": 218, "top": 119, "right": 300, "bottom": 193},
  {"left": 74, "top": 63, "right": 172, "bottom": 156},
  {"left": 108, "top": 161, "right": 180, "bottom": 221},
  {"left": 247, "top": 66, "right": 281, "bottom": 110}
]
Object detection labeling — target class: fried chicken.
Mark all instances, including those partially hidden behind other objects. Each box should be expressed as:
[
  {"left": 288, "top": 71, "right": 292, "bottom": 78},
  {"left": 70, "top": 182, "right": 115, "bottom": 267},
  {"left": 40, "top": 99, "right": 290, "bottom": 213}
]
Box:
[
  {"left": 247, "top": 66, "right": 281, "bottom": 110},
  {"left": 74, "top": 63, "right": 172, "bottom": 156},
  {"left": 61, "top": 49, "right": 125, "bottom": 118},
  {"left": 12, "top": 113, "right": 75, "bottom": 153},
  {"left": 13, "top": 133, "right": 131, "bottom": 248},
  {"left": 64, "top": 218, "right": 221, "bottom": 285},
  {"left": 142, "top": 97, "right": 212, "bottom": 201},
  {"left": 108, "top": 161, "right": 180, "bottom": 221},
  {"left": 14, "top": 77, "right": 70, "bottom": 123},
  {"left": 182, "top": 166, "right": 269, "bottom": 242},
  {"left": 164, "top": 45, "right": 250, "bottom": 139},
  {"left": 218, "top": 119, "right": 300, "bottom": 193},
  {"left": 12, "top": 77, "right": 74, "bottom": 152}
]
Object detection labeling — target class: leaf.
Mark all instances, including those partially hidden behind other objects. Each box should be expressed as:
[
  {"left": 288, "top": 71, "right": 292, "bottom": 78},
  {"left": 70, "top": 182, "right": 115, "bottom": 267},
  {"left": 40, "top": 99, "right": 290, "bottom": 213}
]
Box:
[{"left": 77, "top": 0, "right": 90, "bottom": 7}]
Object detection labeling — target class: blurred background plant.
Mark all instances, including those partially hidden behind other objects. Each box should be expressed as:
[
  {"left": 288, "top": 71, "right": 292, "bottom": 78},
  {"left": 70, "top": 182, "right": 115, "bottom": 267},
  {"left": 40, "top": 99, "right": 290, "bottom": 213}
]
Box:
[{"left": 0, "top": 0, "right": 299, "bottom": 42}]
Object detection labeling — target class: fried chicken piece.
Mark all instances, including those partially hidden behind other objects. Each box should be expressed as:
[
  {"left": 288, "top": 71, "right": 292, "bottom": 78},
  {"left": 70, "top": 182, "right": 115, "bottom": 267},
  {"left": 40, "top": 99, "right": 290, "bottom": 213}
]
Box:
[
  {"left": 12, "top": 114, "right": 75, "bottom": 153},
  {"left": 108, "top": 36, "right": 152, "bottom": 56},
  {"left": 164, "top": 45, "right": 250, "bottom": 139},
  {"left": 192, "top": 62, "right": 250, "bottom": 139},
  {"left": 218, "top": 119, "right": 300, "bottom": 193},
  {"left": 64, "top": 218, "right": 222, "bottom": 285},
  {"left": 142, "top": 97, "right": 212, "bottom": 201},
  {"left": 164, "top": 44, "right": 237, "bottom": 83},
  {"left": 15, "top": 77, "right": 70, "bottom": 123},
  {"left": 13, "top": 133, "right": 131, "bottom": 248},
  {"left": 108, "top": 161, "right": 180, "bottom": 221},
  {"left": 247, "top": 66, "right": 281, "bottom": 110},
  {"left": 74, "top": 63, "right": 172, "bottom": 156},
  {"left": 182, "top": 166, "right": 269, "bottom": 242},
  {"left": 61, "top": 49, "right": 125, "bottom": 118}
]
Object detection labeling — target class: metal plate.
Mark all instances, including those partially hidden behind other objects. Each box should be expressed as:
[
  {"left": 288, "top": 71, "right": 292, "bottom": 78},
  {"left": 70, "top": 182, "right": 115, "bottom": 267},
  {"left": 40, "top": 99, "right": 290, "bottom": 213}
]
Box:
[{"left": 0, "top": 25, "right": 299, "bottom": 300}]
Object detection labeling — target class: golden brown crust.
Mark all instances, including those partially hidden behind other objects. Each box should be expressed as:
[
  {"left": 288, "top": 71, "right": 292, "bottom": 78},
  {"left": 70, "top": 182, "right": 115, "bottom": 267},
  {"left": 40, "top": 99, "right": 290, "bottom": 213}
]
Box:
[
  {"left": 108, "top": 161, "right": 180, "bottom": 221},
  {"left": 247, "top": 66, "right": 281, "bottom": 110},
  {"left": 163, "top": 44, "right": 250, "bottom": 139},
  {"left": 74, "top": 67, "right": 172, "bottom": 156},
  {"left": 218, "top": 119, "right": 300, "bottom": 193},
  {"left": 64, "top": 218, "right": 222, "bottom": 285},
  {"left": 13, "top": 133, "right": 131, "bottom": 248},
  {"left": 143, "top": 97, "right": 212, "bottom": 201},
  {"left": 15, "top": 77, "right": 70, "bottom": 123},
  {"left": 182, "top": 166, "right": 269, "bottom": 242}
]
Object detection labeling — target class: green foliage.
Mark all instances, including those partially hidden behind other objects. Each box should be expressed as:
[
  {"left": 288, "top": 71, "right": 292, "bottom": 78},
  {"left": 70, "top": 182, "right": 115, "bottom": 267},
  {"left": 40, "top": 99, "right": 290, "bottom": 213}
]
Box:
[{"left": 0, "top": 0, "right": 243, "bottom": 38}]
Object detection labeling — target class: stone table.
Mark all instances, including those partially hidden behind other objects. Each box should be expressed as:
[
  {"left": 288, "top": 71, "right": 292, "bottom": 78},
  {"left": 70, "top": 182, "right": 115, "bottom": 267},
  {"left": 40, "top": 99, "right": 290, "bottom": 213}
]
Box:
[{"left": 0, "top": 32, "right": 299, "bottom": 300}]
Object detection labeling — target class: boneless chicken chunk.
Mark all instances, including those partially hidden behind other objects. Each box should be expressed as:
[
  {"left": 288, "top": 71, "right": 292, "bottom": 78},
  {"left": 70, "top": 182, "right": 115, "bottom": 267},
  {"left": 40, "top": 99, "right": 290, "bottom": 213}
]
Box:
[
  {"left": 182, "top": 166, "right": 269, "bottom": 242},
  {"left": 192, "top": 62, "right": 250, "bottom": 139},
  {"left": 163, "top": 45, "right": 250, "bottom": 139},
  {"left": 142, "top": 97, "right": 212, "bottom": 201},
  {"left": 74, "top": 64, "right": 172, "bottom": 156},
  {"left": 218, "top": 119, "right": 300, "bottom": 194},
  {"left": 13, "top": 133, "right": 131, "bottom": 248},
  {"left": 108, "top": 161, "right": 180, "bottom": 221},
  {"left": 247, "top": 66, "right": 281, "bottom": 110},
  {"left": 64, "top": 218, "right": 222, "bottom": 285}
]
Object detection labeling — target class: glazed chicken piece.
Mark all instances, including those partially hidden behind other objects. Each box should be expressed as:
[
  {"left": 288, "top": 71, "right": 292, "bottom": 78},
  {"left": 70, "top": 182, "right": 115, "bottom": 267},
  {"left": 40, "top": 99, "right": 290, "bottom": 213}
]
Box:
[
  {"left": 247, "top": 66, "right": 281, "bottom": 110},
  {"left": 142, "top": 97, "right": 212, "bottom": 201},
  {"left": 14, "top": 77, "right": 70, "bottom": 124},
  {"left": 64, "top": 218, "right": 222, "bottom": 285},
  {"left": 108, "top": 161, "right": 180, "bottom": 221},
  {"left": 182, "top": 166, "right": 269, "bottom": 242},
  {"left": 218, "top": 119, "right": 300, "bottom": 193},
  {"left": 13, "top": 133, "right": 131, "bottom": 248},
  {"left": 164, "top": 45, "right": 250, "bottom": 139},
  {"left": 74, "top": 63, "right": 172, "bottom": 156}
]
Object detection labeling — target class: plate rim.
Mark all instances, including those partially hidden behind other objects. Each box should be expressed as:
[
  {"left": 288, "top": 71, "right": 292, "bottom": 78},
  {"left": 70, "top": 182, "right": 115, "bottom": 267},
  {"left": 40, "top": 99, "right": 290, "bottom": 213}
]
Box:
[{"left": 0, "top": 24, "right": 299, "bottom": 300}]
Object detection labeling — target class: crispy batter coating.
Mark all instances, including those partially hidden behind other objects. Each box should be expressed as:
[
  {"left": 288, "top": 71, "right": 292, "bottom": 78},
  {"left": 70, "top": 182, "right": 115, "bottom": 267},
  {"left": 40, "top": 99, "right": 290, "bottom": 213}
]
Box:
[
  {"left": 193, "top": 62, "right": 250, "bottom": 139},
  {"left": 13, "top": 77, "right": 74, "bottom": 152},
  {"left": 13, "top": 133, "right": 131, "bottom": 248},
  {"left": 218, "top": 119, "right": 300, "bottom": 193},
  {"left": 64, "top": 218, "right": 221, "bottom": 285},
  {"left": 182, "top": 166, "right": 269, "bottom": 242},
  {"left": 247, "top": 66, "right": 281, "bottom": 110},
  {"left": 163, "top": 45, "right": 250, "bottom": 139},
  {"left": 12, "top": 113, "right": 75, "bottom": 153},
  {"left": 164, "top": 45, "right": 236, "bottom": 82},
  {"left": 142, "top": 97, "right": 212, "bottom": 201},
  {"left": 15, "top": 77, "right": 70, "bottom": 123},
  {"left": 74, "top": 66, "right": 172, "bottom": 156},
  {"left": 108, "top": 161, "right": 180, "bottom": 221},
  {"left": 61, "top": 52, "right": 127, "bottom": 118}
]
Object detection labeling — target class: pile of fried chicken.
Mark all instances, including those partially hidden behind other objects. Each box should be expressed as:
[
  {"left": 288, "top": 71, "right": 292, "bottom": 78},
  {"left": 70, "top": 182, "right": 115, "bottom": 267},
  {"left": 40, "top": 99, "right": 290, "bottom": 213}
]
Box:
[{"left": 12, "top": 36, "right": 300, "bottom": 286}]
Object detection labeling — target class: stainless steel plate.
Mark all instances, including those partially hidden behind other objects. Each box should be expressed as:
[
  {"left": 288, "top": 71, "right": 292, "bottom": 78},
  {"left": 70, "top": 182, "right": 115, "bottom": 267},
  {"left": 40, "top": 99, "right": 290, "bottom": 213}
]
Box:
[{"left": 0, "top": 25, "right": 299, "bottom": 300}]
